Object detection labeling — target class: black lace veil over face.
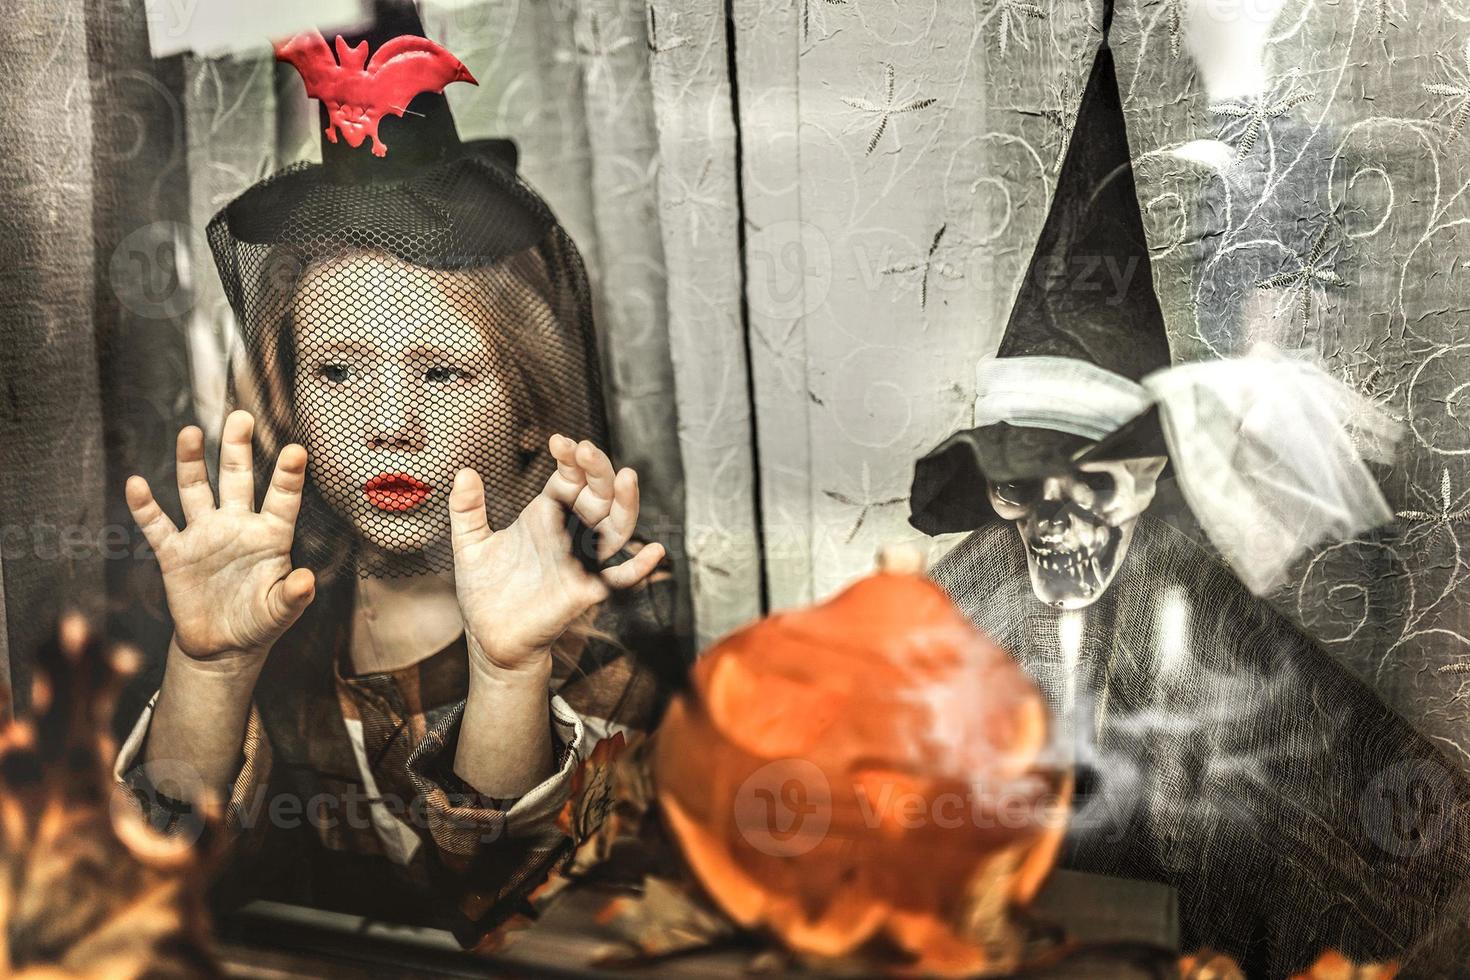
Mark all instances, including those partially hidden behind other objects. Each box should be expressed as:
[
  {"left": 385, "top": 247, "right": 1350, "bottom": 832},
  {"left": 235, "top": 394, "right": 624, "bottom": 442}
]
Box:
[{"left": 211, "top": 148, "right": 607, "bottom": 580}]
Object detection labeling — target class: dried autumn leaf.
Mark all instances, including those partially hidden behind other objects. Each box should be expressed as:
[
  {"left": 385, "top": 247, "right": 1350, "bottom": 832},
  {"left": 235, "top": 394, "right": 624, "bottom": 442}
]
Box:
[
  {"left": 554, "top": 730, "right": 662, "bottom": 880},
  {"left": 0, "top": 615, "right": 217, "bottom": 978},
  {"left": 1288, "top": 950, "right": 1399, "bottom": 980},
  {"left": 594, "top": 875, "right": 736, "bottom": 962},
  {"left": 1180, "top": 948, "right": 1247, "bottom": 979},
  {"left": 557, "top": 731, "right": 628, "bottom": 843}
]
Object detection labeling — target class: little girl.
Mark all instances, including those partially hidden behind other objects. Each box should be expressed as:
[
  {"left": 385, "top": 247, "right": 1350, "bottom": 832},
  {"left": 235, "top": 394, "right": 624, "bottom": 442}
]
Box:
[{"left": 115, "top": 7, "right": 682, "bottom": 942}]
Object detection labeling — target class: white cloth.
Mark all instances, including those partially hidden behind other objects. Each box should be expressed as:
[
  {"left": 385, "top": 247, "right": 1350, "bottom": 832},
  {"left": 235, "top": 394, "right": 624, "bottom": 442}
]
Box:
[
  {"left": 971, "top": 345, "right": 1400, "bottom": 596},
  {"left": 974, "top": 356, "right": 1152, "bottom": 442}
]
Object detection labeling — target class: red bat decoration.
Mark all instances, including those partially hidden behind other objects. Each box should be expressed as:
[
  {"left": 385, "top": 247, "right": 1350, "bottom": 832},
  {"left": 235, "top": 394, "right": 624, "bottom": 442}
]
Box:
[{"left": 274, "top": 29, "right": 477, "bottom": 158}]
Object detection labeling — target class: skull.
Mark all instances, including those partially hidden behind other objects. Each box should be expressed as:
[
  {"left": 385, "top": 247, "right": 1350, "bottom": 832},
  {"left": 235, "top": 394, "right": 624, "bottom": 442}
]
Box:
[{"left": 988, "top": 457, "right": 1167, "bottom": 610}]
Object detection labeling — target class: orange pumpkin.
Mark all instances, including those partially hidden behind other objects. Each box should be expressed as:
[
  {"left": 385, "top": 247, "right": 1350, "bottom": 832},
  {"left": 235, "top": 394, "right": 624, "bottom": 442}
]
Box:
[{"left": 653, "top": 564, "right": 1071, "bottom": 975}]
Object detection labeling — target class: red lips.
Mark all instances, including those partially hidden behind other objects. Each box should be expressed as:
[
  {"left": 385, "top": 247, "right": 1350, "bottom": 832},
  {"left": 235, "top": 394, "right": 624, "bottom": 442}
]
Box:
[{"left": 363, "top": 473, "right": 432, "bottom": 512}]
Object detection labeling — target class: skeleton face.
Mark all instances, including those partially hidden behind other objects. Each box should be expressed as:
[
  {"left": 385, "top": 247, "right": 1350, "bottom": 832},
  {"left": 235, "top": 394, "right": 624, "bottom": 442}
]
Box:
[{"left": 988, "top": 457, "right": 1166, "bottom": 610}]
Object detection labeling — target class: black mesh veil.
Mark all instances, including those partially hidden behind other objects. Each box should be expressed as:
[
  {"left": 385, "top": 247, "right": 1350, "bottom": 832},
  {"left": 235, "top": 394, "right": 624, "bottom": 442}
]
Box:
[{"left": 210, "top": 144, "right": 607, "bottom": 580}]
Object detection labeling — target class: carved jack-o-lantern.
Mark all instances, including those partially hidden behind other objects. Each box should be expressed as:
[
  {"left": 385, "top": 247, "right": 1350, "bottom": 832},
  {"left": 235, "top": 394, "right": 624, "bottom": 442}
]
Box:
[{"left": 653, "top": 564, "right": 1071, "bottom": 975}]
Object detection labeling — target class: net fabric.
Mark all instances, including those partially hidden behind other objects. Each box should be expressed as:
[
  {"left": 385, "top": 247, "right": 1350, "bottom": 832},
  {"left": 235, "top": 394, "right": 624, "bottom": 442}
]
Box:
[
  {"left": 208, "top": 149, "right": 607, "bottom": 579},
  {"left": 932, "top": 518, "right": 1470, "bottom": 978},
  {"left": 963, "top": 348, "right": 1401, "bottom": 597}
]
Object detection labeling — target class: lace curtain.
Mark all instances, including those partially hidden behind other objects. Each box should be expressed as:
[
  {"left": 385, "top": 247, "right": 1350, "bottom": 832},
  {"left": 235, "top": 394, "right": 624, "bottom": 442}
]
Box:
[
  {"left": 7, "top": 0, "right": 1470, "bottom": 769},
  {"left": 732, "top": 0, "right": 1470, "bottom": 771}
]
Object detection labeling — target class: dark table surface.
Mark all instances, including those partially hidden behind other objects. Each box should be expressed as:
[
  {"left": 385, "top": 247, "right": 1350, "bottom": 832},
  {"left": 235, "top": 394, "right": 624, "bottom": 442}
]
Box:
[{"left": 217, "top": 869, "right": 1178, "bottom": 979}]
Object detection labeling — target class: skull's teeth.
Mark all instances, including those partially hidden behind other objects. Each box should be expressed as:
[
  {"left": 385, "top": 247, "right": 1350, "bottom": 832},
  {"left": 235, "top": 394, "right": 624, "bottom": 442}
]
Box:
[{"left": 1032, "top": 546, "right": 1105, "bottom": 595}]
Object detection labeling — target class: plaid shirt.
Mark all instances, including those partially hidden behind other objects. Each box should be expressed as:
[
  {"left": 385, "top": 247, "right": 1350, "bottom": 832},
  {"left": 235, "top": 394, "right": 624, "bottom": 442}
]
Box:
[{"left": 114, "top": 576, "right": 682, "bottom": 945}]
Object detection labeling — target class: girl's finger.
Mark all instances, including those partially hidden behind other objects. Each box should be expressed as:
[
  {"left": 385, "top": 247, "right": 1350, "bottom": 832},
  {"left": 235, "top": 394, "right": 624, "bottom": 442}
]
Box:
[
  {"left": 264, "top": 567, "right": 316, "bottom": 629},
  {"left": 597, "top": 468, "right": 640, "bottom": 560},
  {"left": 600, "top": 541, "right": 665, "bottom": 591},
  {"left": 542, "top": 433, "right": 586, "bottom": 507},
  {"left": 125, "top": 475, "right": 179, "bottom": 553},
  {"left": 571, "top": 440, "right": 616, "bottom": 527},
  {"left": 175, "top": 426, "right": 215, "bottom": 524},
  {"left": 576, "top": 440, "right": 616, "bottom": 499},
  {"left": 217, "top": 410, "right": 257, "bottom": 511},
  {"left": 449, "top": 468, "right": 494, "bottom": 551},
  {"left": 261, "top": 444, "right": 308, "bottom": 527}
]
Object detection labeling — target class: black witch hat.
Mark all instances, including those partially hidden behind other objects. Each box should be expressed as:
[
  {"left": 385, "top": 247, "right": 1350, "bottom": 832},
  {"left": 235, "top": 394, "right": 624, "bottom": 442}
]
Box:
[
  {"left": 908, "top": 3, "right": 1172, "bottom": 536},
  {"left": 213, "top": 0, "right": 548, "bottom": 264}
]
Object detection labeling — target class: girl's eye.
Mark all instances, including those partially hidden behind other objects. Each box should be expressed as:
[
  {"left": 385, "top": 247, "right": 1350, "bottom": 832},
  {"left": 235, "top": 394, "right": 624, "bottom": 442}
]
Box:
[
  {"left": 425, "top": 365, "right": 465, "bottom": 383},
  {"left": 320, "top": 363, "right": 351, "bottom": 383}
]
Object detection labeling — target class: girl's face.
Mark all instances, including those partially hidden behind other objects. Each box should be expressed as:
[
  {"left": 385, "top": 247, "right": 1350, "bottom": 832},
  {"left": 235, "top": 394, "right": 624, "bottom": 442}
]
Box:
[{"left": 291, "top": 252, "right": 519, "bottom": 556}]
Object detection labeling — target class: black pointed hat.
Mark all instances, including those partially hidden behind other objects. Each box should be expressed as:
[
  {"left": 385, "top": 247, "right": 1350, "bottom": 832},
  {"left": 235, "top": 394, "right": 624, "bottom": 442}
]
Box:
[
  {"left": 215, "top": 0, "right": 545, "bottom": 262},
  {"left": 908, "top": 5, "right": 1172, "bottom": 536}
]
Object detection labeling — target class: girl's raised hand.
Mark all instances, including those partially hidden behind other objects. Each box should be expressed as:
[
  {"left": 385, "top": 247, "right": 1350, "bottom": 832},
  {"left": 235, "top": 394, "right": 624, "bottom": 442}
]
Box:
[
  {"left": 126, "top": 410, "right": 316, "bottom": 665},
  {"left": 449, "top": 434, "right": 665, "bottom": 673}
]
